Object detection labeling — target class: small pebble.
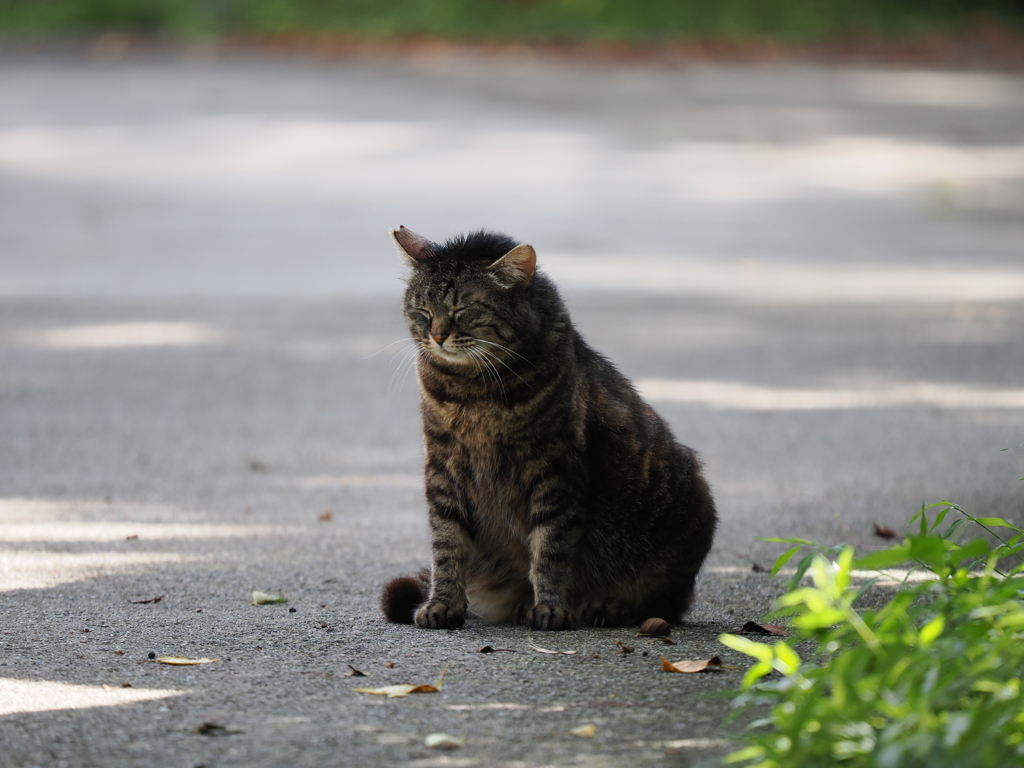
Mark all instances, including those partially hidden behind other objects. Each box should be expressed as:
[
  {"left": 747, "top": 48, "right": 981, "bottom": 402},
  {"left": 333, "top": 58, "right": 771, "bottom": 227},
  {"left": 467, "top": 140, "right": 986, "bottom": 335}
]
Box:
[{"left": 148, "top": 652, "right": 156, "bottom": 659}]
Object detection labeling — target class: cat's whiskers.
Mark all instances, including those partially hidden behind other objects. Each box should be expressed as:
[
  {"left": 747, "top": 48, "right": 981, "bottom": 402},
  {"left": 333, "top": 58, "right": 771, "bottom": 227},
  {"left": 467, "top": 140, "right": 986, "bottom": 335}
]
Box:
[
  {"left": 387, "top": 341, "right": 424, "bottom": 401},
  {"left": 362, "top": 337, "right": 417, "bottom": 360},
  {"left": 385, "top": 346, "right": 414, "bottom": 400},
  {"left": 463, "top": 346, "right": 489, "bottom": 393},
  {"left": 473, "top": 338, "right": 536, "bottom": 368},
  {"left": 467, "top": 346, "right": 507, "bottom": 403},
  {"left": 407, "top": 341, "right": 430, "bottom": 389},
  {"left": 473, "top": 343, "right": 533, "bottom": 390}
]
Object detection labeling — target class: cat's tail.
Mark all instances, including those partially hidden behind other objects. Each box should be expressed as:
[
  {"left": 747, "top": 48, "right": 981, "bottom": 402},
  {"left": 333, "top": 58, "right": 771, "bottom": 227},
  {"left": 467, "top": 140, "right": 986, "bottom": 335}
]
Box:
[{"left": 380, "top": 569, "right": 430, "bottom": 623}]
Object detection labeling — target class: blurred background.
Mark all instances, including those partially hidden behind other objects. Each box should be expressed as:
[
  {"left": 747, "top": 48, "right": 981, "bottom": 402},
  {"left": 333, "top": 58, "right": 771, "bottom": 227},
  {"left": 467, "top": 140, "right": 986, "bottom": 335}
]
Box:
[{"left": 1, "top": 0, "right": 1023, "bottom": 582}]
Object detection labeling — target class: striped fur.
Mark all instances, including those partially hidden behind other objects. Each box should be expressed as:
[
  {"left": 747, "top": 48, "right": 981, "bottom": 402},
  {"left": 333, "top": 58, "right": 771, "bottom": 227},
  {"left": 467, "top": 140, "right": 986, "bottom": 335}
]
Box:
[{"left": 382, "top": 227, "right": 717, "bottom": 631}]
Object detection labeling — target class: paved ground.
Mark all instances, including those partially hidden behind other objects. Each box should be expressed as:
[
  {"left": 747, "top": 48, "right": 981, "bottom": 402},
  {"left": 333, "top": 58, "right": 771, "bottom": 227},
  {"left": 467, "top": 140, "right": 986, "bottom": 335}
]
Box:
[{"left": 1, "top": 45, "right": 1023, "bottom": 768}]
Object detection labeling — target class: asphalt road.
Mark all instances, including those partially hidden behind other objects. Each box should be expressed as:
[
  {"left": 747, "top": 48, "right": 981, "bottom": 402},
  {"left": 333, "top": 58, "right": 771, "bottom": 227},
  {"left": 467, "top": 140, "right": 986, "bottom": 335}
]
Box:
[{"left": 1, "top": 45, "right": 1023, "bottom": 768}]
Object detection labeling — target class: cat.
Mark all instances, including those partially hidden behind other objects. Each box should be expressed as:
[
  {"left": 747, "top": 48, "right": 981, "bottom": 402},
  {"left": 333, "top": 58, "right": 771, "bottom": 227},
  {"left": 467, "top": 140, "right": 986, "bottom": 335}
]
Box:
[{"left": 381, "top": 226, "right": 716, "bottom": 630}]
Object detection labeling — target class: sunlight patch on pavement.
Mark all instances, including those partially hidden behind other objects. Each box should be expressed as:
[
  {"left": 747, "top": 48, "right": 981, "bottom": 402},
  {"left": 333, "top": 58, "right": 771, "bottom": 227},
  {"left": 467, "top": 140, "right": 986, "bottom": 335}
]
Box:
[
  {"left": 0, "top": 120, "right": 1020, "bottom": 211},
  {"left": 22, "top": 322, "right": 222, "bottom": 349},
  {"left": 545, "top": 256, "right": 1024, "bottom": 303},
  {"left": 657, "top": 738, "right": 729, "bottom": 750},
  {"left": 0, "top": 678, "right": 184, "bottom": 716},
  {"left": 0, "top": 551, "right": 187, "bottom": 591},
  {"left": 0, "top": 502, "right": 306, "bottom": 590},
  {"left": 638, "top": 380, "right": 1024, "bottom": 411},
  {"left": 0, "top": 521, "right": 301, "bottom": 543},
  {"left": 842, "top": 70, "right": 1024, "bottom": 108},
  {"left": 280, "top": 474, "right": 422, "bottom": 489},
  {"left": 658, "top": 136, "right": 1024, "bottom": 203}
]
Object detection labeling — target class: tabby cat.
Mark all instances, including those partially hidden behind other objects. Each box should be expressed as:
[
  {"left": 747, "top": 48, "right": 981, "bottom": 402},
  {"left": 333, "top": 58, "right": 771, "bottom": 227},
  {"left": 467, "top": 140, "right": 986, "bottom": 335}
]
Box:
[{"left": 381, "top": 227, "right": 716, "bottom": 631}]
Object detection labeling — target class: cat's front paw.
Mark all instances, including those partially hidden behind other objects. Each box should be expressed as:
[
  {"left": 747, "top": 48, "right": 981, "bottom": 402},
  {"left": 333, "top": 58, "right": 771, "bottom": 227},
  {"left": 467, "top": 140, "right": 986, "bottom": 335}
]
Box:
[
  {"left": 414, "top": 600, "right": 465, "bottom": 629},
  {"left": 579, "top": 599, "right": 630, "bottom": 627},
  {"left": 526, "top": 603, "right": 576, "bottom": 631}
]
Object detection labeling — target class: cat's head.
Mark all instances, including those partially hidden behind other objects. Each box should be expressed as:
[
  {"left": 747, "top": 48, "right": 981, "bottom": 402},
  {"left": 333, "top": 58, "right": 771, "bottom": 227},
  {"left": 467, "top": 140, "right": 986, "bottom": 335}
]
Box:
[{"left": 392, "top": 226, "right": 540, "bottom": 370}]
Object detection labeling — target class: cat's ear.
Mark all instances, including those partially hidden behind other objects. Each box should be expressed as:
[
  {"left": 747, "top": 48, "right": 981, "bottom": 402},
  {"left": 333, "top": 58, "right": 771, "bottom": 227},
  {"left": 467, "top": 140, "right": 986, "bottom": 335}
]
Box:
[
  {"left": 391, "top": 225, "right": 436, "bottom": 266},
  {"left": 488, "top": 244, "right": 536, "bottom": 289}
]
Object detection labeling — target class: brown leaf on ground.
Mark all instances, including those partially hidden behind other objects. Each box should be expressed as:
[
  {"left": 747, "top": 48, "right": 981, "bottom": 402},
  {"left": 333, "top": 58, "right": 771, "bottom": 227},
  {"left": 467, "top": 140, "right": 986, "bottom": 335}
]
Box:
[
  {"left": 874, "top": 523, "right": 899, "bottom": 539},
  {"left": 425, "top": 733, "right": 465, "bottom": 749},
  {"left": 661, "top": 655, "right": 725, "bottom": 673},
  {"left": 125, "top": 534, "right": 139, "bottom": 540},
  {"left": 318, "top": 511, "right": 333, "bottom": 522},
  {"left": 129, "top": 596, "right": 163, "bottom": 604},
  {"left": 345, "top": 665, "right": 367, "bottom": 677},
  {"left": 385, "top": 661, "right": 394, "bottom": 668},
  {"left": 615, "top": 640, "right": 635, "bottom": 655},
  {"left": 354, "top": 664, "right": 448, "bottom": 698},
  {"left": 647, "top": 637, "right": 676, "bottom": 646},
  {"left": 154, "top": 656, "right": 219, "bottom": 666},
  {"left": 741, "top": 621, "right": 789, "bottom": 637}
]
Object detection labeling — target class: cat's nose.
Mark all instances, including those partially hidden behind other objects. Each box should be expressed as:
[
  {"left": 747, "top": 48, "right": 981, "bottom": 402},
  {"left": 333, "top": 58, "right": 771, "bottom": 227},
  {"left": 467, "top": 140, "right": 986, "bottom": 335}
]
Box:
[{"left": 431, "top": 333, "right": 447, "bottom": 345}]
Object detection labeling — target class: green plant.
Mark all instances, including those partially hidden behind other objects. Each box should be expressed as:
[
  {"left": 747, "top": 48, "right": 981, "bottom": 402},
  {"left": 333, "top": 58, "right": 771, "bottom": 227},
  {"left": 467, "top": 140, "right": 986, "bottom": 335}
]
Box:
[
  {"left": 719, "top": 503, "right": 1024, "bottom": 768},
  {"left": 2, "top": 0, "right": 1024, "bottom": 41}
]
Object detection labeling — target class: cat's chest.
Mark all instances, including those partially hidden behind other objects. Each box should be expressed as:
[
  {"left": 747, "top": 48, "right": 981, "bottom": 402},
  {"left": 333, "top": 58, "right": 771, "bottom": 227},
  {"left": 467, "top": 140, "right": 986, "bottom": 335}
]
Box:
[{"left": 432, "top": 402, "right": 531, "bottom": 520}]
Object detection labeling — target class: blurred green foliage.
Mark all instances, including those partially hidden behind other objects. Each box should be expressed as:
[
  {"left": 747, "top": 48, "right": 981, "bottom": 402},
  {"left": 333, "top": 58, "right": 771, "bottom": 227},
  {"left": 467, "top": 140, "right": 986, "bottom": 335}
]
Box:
[{"left": 1, "top": 0, "right": 1022, "bottom": 41}]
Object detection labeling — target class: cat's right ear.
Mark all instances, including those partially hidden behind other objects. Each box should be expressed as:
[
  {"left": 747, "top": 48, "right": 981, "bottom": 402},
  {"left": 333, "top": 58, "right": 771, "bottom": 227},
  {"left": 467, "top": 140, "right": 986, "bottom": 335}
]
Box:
[{"left": 391, "top": 226, "right": 436, "bottom": 266}]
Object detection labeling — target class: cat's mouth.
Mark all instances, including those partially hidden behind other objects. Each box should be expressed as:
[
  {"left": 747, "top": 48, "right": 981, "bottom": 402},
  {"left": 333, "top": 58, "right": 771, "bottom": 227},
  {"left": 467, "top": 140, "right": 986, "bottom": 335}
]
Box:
[{"left": 428, "top": 340, "right": 473, "bottom": 362}]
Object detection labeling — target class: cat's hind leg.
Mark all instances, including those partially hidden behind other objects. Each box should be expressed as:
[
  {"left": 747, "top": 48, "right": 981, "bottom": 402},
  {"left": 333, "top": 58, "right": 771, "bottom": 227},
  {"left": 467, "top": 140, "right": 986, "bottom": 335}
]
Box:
[{"left": 638, "top": 566, "right": 701, "bottom": 624}]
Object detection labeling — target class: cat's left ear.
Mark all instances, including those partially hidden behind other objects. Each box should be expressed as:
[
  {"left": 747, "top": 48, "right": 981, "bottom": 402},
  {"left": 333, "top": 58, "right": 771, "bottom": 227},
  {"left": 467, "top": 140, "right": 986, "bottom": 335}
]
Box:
[{"left": 488, "top": 244, "right": 536, "bottom": 289}]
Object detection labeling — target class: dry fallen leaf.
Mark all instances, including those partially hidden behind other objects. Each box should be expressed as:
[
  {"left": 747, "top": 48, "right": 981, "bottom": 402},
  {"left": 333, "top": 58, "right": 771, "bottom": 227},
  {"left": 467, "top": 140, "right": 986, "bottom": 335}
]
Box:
[
  {"left": 740, "top": 621, "right": 789, "bottom": 637},
  {"left": 154, "top": 656, "right": 219, "bottom": 666},
  {"left": 661, "top": 655, "right": 725, "bottom": 673},
  {"left": 125, "top": 534, "right": 139, "bottom": 540},
  {"left": 568, "top": 724, "right": 598, "bottom": 737},
  {"left": 354, "top": 664, "right": 448, "bottom": 698},
  {"left": 424, "top": 733, "right": 465, "bottom": 749},
  {"left": 647, "top": 637, "right": 676, "bottom": 646},
  {"left": 129, "top": 596, "right": 163, "bottom": 604},
  {"left": 193, "top": 722, "right": 242, "bottom": 736},
  {"left": 527, "top": 632, "right": 577, "bottom": 655},
  {"left": 873, "top": 523, "right": 899, "bottom": 540},
  {"left": 318, "top": 511, "right": 333, "bottom": 522},
  {"left": 345, "top": 665, "right": 367, "bottom": 677},
  {"left": 252, "top": 591, "right": 287, "bottom": 605},
  {"left": 615, "top": 641, "right": 635, "bottom": 655},
  {"left": 385, "top": 661, "right": 395, "bottom": 669},
  {"left": 529, "top": 642, "right": 577, "bottom": 655}
]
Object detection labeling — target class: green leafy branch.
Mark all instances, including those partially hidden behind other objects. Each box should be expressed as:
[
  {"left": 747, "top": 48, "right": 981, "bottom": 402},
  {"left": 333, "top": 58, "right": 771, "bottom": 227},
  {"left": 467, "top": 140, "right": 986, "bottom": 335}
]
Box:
[{"left": 719, "top": 503, "right": 1024, "bottom": 768}]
